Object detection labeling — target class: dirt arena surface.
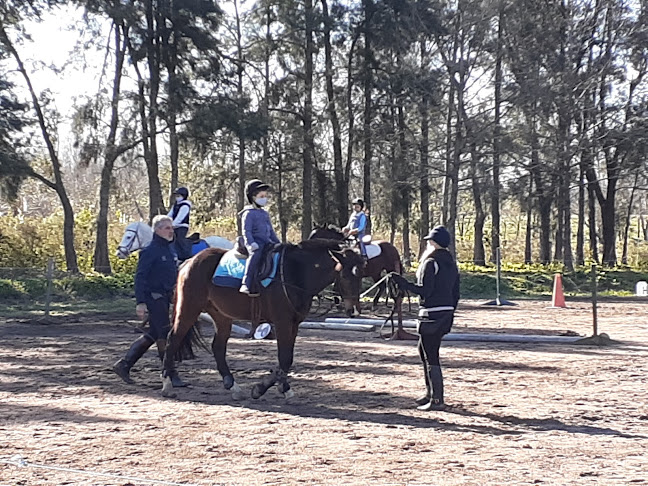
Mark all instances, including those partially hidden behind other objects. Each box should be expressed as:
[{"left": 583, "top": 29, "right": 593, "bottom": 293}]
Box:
[{"left": 1, "top": 299, "right": 647, "bottom": 485}]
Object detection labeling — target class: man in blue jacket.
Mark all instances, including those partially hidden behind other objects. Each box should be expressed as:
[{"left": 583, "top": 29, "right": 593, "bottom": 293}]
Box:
[
  {"left": 390, "top": 226, "right": 460, "bottom": 411},
  {"left": 239, "top": 179, "right": 280, "bottom": 296},
  {"left": 113, "top": 215, "right": 187, "bottom": 387}
]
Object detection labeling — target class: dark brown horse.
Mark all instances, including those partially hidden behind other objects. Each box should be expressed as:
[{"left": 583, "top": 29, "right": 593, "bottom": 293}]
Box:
[
  {"left": 309, "top": 226, "right": 403, "bottom": 314},
  {"left": 161, "top": 239, "right": 365, "bottom": 399}
]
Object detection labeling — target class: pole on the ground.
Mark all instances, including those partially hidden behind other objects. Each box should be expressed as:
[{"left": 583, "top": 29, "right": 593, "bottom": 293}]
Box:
[
  {"left": 483, "top": 247, "right": 516, "bottom": 306},
  {"left": 44, "top": 257, "right": 54, "bottom": 318},
  {"left": 591, "top": 263, "right": 598, "bottom": 337}
]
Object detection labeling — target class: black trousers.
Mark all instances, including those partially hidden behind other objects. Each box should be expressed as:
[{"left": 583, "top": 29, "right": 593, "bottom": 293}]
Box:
[
  {"left": 174, "top": 227, "right": 191, "bottom": 261},
  {"left": 417, "top": 311, "right": 454, "bottom": 368},
  {"left": 146, "top": 294, "right": 172, "bottom": 341}
]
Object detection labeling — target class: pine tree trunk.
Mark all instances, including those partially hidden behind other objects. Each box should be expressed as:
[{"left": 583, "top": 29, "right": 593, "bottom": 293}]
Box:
[
  {"left": 145, "top": 0, "right": 165, "bottom": 219},
  {"left": 471, "top": 144, "right": 486, "bottom": 266},
  {"left": 235, "top": 0, "right": 245, "bottom": 233},
  {"left": 419, "top": 43, "right": 430, "bottom": 255},
  {"left": 588, "top": 182, "right": 599, "bottom": 263},
  {"left": 621, "top": 174, "right": 639, "bottom": 265},
  {"left": 321, "top": 0, "right": 346, "bottom": 227},
  {"left": 362, "top": 0, "right": 373, "bottom": 209},
  {"left": 301, "top": 0, "right": 315, "bottom": 239},
  {"left": 94, "top": 23, "right": 127, "bottom": 274},
  {"left": 525, "top": 177, "right": 533, "bottom": 264}
]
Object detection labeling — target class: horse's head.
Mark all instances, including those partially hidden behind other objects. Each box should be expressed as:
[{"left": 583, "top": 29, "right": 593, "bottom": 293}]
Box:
[
  {"left": 116, "top": 222, "right": 154, "bottom": 259},
  {"left": 290, "top": 240, "right": 364, "bottom": 306},
  {"left": 308, "top": 225, "right": 345, "bottom": 241},
  {"left": 333, "top": 246, "right": 366, "bottom": 316}
]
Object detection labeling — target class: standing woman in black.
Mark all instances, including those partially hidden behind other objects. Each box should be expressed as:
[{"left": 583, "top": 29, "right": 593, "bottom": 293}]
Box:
[{"left": 391, "top": 226, "right": 460, "bottom": 411}]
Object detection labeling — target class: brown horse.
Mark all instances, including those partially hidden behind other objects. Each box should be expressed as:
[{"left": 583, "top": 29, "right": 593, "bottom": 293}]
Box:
[
  {"left": 161, "top": 239, "right": 365, "bottom": 399},
  {"left": 309, "top": 226, "right": 403, "bottom": 314}
]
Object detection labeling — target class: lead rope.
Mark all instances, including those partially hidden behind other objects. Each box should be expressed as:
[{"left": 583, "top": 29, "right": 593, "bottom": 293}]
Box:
[{"left": 379, "top": 275, "right": 407, "bottom": 339}]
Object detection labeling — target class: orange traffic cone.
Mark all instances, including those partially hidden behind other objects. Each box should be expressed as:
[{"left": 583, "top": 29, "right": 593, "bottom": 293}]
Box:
[{"left": 551, "top": 273, "right": 566, "bottom": 308}]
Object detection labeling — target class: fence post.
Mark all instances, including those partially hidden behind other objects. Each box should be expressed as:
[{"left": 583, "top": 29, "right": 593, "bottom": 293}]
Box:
[
  {"left": 483, "top": 247, "right": 516, "bottom": 306},
  {"left": 44, "top": 258, "right": 54, "bottom": 318}
]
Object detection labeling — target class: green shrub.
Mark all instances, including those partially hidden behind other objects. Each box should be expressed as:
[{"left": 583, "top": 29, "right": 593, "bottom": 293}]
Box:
[{"left": 0, "top": 279, "right": 25, "bottom": 299}]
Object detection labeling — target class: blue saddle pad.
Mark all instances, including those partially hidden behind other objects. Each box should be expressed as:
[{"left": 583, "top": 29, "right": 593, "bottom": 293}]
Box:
[
  {"left": 191, "top": 240, "right": 210, "bottom": 255},
  {"left": 212, "top": 250, "right": 279, "bottom": 289}
]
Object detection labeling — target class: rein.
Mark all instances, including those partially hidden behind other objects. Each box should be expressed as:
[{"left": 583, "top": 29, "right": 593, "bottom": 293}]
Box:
[
  {"left": 279, "top": 247, "right": 349, "bottom": 318},
  {"left": 279, "top": 246, "right": 305, "bottom": 318}
]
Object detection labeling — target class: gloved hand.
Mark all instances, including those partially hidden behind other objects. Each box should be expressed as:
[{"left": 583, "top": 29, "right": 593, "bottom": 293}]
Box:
[
  {"left": 389, "top": 272, "right": 408, "bottom": 288},
  {"left": 247, "top": 242, "right": 260, "bottom": 252}
]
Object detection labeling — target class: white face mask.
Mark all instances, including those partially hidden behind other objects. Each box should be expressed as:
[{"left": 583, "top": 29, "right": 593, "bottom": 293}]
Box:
[
  {"left": 255, "top": 197, "right": 268, "bottom": 206},
  {"left": 175, "top": 196, "right": 183, "bottom": 203}
]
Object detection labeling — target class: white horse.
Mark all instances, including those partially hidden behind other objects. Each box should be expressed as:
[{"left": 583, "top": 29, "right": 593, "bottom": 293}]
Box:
[{"left": 116, "top": 221, "right": 234, "bottom": 259}]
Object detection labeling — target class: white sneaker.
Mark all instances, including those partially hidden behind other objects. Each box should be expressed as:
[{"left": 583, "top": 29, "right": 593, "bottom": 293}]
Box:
[{"left": 239, "top": 285, "right": 250, "bottom": 294}]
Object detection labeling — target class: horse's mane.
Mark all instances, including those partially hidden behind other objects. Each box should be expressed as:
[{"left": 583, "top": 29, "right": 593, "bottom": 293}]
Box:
[{"left": 296, "top": 238, "right": 344, "bottom": 252}]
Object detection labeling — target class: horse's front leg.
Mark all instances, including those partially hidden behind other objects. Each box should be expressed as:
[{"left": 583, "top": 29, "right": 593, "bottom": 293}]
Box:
[
  {"left": 251, "top": 319, "right": 297, "bottom": 400},
  {"left": 207, "top": 309, "right": 246, "bottom": 400}
]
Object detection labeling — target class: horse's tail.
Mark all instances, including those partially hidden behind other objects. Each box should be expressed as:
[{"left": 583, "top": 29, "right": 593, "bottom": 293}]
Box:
[
  {"left": 171, "top": 248, "right": 223, "bottom": 361},
  {"left": 175, "top": 322, "right": 211, "bottom": 362}
]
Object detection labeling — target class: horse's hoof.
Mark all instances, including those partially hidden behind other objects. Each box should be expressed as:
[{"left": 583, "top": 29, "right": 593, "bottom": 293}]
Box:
[
  {"left": 231, "top": 382, "right": 246, "bottom": 401},
  {"left": 251, "top": 384, "right": 266, "bottom": 399},
  {"left": 161, "top": 377, "right": 177, "bottom": 398},
  {"left": 283, "top": 389, "right": 295, "bottom": 399},
  {"left": 223, "top": 375, "right": 234, "bottom": 390}
]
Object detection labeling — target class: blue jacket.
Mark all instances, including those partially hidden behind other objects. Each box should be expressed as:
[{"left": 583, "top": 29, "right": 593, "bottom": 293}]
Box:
[
  {"left": 346, "top": 211, "right": 367, "bottom": 238},
  {"left": 240, "top": 205, "right": 280, "bottom": 249},
  {"left": 135, "top": 234, "right": 178, "bottom": 304}
]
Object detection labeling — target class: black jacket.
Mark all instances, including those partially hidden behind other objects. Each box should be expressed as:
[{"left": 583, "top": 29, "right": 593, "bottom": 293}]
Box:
[
  {"left": 399, "top": 249, "right": 460, "bottom": 312},
  {"left": 135, "top": 234, "right": 178, "bottom": 304}
]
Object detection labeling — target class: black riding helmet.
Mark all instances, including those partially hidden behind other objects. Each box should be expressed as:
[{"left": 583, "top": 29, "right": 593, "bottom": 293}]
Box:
[
  {"left": 245, "top": 179, "right": 271, "bottom": 205},
  {"left": 174, "top": 187, "right": 189, "bottom": 199},
  {"left": 351, "top": 197, "right": 364, "bottom": 209}
]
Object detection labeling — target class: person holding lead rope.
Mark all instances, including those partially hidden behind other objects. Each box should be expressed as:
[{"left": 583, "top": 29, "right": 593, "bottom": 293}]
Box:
[{"left": 389, "top": 226, "right": 460, "bottom": 411}]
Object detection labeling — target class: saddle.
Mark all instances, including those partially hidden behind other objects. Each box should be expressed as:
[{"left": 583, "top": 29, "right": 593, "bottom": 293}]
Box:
[
  {"left": 212, "top": 241, "right": 280, "bottom": 289},
  {"left": 352, "top": 235, "right": 381, "bottom": 260},
  {"left": 234, "top": 236, "right": 278, "bottom": 280}
]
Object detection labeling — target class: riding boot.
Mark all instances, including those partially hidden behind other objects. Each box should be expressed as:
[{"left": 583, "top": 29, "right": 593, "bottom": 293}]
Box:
[
  {"left": 415, "top": 363, "right": 431, "bottom": 405},
  {"left": 157, "top": 339, "right": 189, "bottom": 388},
  {"left": 417, "top": 365, "right": 446, "bottom": 411},
  {"left": 113, "top": 335, "right": 154, "bottom": 384}
]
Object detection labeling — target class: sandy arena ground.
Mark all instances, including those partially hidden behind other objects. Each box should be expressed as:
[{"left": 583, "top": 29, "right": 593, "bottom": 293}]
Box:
[{"left": 1, "top": 299, "right": 647, "bottom": 485}]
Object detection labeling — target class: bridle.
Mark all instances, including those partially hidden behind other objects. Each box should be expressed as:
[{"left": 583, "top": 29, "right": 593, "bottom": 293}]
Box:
[
  {"left": 117, "top": 223, "right": 144, "bottom": 256},
  {"left": 278, "top": 246, "right": 354, "bottom": 317}
]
